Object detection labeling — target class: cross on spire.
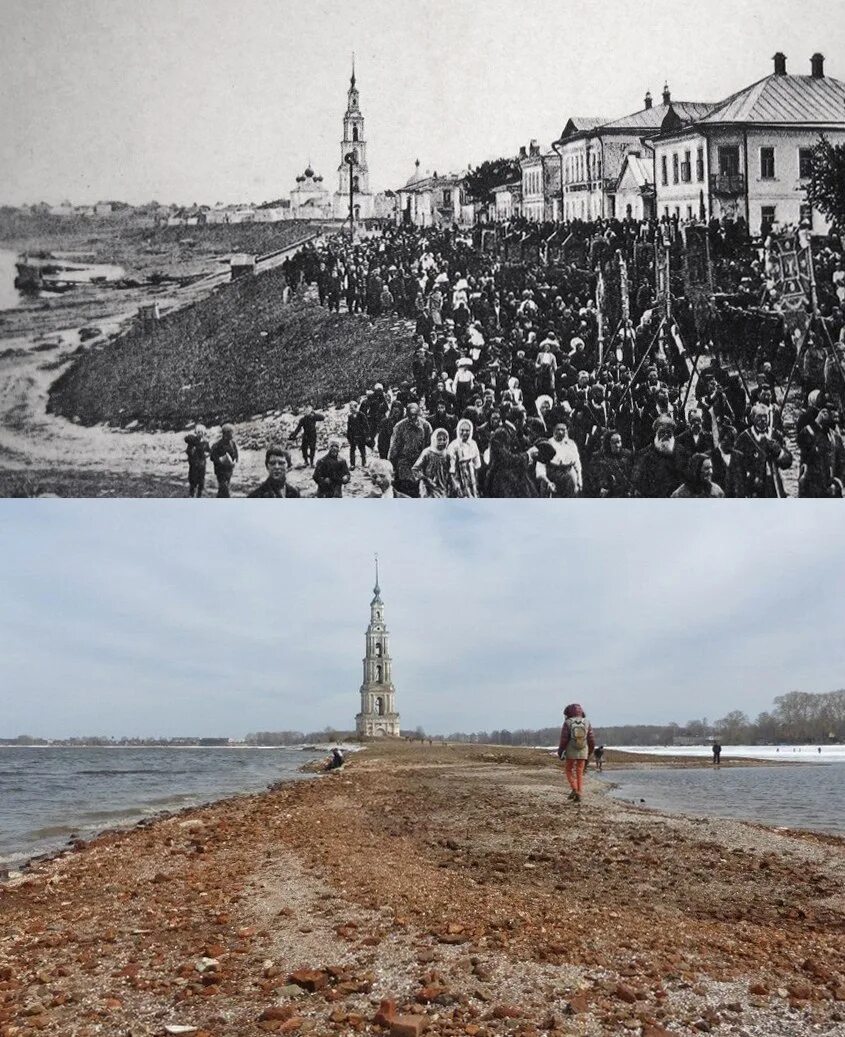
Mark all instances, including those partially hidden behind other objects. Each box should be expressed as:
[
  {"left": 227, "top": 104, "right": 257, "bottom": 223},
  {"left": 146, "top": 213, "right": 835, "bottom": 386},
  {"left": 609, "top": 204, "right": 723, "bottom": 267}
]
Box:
[
  {"left": 351, "top": 52, "right": 356, "bottom": 90},
  {"left": 373, "top": 552, "right": 380, "bottom": 597}
]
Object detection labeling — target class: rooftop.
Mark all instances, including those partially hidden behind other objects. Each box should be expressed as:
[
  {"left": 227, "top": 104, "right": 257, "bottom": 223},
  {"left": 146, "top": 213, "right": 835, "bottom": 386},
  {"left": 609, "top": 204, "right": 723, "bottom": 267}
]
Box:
[{"left": 698, "top": 71, "right": 845, "bottom": 124}]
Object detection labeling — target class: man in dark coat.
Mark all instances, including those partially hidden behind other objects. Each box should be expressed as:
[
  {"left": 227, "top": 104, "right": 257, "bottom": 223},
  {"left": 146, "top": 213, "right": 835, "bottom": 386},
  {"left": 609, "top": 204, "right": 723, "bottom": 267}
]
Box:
[
  {"left": 387, "top": 403, "right": 432, "bottom": 497},
  {"left": 346, "top": 401, "right": 370, "bottom": 468},
  {"left": 313, "top": 440, "right": 351, "bottom": 497},
  {"left": 674, "top": 407, "right": 714, "bottom": 475},
  {"left": 289, "top": 405, "right": 325, "bottom": 467},
  {"left": 210, "top": 424, "right": 239, "bottom": 498},
  {"left": 184, "top": 424, "right": 210, "bottom": 497},
  {"left": 632, "top": 417, "right": 681, "bottom": 497},
  {"left": 728, "top": 405, "right": 793, "bottom": 498},
  {"left": 798, "top": 402, "right": 845, "bottom": 497}
]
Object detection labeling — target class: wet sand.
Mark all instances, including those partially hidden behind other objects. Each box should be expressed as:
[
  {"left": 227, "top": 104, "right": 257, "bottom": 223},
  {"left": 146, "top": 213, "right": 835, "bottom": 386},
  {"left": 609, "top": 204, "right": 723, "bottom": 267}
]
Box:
[{"left": 1, "top": 742, "right": 843, "bottom": 1037}]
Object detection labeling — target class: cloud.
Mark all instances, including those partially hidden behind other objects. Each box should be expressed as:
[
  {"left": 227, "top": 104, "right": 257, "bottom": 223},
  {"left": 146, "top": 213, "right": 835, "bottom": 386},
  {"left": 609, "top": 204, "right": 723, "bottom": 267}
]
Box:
[{"left": 0, "top": 502, "right": 843, "bottom": 738}]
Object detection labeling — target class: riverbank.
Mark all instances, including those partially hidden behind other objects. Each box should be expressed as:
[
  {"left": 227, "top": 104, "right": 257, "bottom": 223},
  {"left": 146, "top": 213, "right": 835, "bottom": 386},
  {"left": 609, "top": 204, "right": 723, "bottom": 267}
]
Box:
[{"left": 1, "top": 742, "right": 842, "bottom": 1037}]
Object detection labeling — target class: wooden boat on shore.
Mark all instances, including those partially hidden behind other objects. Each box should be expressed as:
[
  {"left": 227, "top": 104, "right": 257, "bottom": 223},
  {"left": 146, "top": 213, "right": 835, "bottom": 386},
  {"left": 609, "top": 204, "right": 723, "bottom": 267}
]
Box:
[{"left": 14, "top": 252, "right": 125, "bottom": 293}]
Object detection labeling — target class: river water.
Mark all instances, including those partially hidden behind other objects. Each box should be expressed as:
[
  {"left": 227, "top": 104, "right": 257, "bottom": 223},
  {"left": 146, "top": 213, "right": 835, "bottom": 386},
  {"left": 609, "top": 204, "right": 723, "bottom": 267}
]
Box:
[
  {"left": 0, "top": 249, "right": 22, "bottom": 310},
  {"left": 600, "top": 745, "right": 845, "bottom": 836},
  {"left": 0, "top": 745, "right": 332, "bottom": 870}
]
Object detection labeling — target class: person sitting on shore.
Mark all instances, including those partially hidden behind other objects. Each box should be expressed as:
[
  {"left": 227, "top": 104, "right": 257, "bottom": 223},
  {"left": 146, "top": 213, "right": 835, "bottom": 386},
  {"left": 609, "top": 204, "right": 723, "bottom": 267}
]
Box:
[
  {"left": 184, "top": 423, "right": 210, "bottom": 498},
  {"left": 557, "top": 702, "right": 595, "bottom": 803},
  {"left": 247, "top": 446, "right": 301, "bottom": 498},
  {"left": 325, "top": 747, "right": 344, "bottom": 771}
]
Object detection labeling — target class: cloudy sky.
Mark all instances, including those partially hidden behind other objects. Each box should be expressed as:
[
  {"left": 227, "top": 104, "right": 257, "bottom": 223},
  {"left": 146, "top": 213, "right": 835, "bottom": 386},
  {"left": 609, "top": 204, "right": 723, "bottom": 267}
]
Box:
[
  {"left": 2, "top": 0, "right": 843, "bottom": 206},
  {"left": 0, "top": 502, "right": 842, "bottom": 740}
]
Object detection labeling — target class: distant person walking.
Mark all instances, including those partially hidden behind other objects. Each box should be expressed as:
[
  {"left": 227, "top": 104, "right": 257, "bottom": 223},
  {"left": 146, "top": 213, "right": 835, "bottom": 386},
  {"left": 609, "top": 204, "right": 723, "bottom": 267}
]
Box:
[
  {"left": 712, "top": 741, "right": 722, "bottom": 765},
  {"left": 184, "top": 424, "right": 210, "bottom": 497},
  {"left": 210, "top": 424, "right": 239, "bottom": 498},
  {"left": 290, "top": 405, "right": 325, "bottom": 468},
  {"left": 557, "top": 702, "right": 595, "bottom": 803},
  {"left": 593, "top": 745, "right": 605, "bottom": 772}
]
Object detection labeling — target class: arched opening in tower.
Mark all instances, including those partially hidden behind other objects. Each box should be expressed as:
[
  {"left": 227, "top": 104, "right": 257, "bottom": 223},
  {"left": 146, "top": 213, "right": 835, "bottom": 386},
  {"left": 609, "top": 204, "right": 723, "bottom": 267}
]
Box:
[{"left": 376, "top": 696, "right": 385, "bottom": 716}]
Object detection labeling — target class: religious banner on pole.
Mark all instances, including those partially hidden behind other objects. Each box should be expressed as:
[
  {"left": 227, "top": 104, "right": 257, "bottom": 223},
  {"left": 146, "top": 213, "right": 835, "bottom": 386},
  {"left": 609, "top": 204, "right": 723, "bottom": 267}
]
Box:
[
  {"left": 655, "top": 242, "right": 671, "bottom": 318},
  {"left": 682, "top": 225, "right": 718, "bottom": 343},
  {"left": 766, "top": 229, "right": 813, "bottom": 338},
  {"left": 596, "top": 267, "right": 606, "bottom": 366},
  {"left": 618, "top": 250, "right": 630, "bottom": 324}
]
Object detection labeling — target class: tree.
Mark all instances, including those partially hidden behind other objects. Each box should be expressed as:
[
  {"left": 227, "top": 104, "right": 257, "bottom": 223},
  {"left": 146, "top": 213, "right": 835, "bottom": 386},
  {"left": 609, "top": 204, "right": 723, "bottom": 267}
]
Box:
[
  {"left": 463, "top": 157, "right": 522, "bottom": 205},
  {"left": 805, "top": 137, "right": 845, "bottom": 229},
  {"left": 713, "top": 710, "right": 750, "bottom": 743}
]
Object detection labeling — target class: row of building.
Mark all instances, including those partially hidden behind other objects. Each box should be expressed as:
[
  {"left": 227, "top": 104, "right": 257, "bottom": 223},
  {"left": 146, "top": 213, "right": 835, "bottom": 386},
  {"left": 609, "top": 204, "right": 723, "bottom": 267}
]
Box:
[{"left": 397, "top": 52, "right": 845, "bottom": 237}]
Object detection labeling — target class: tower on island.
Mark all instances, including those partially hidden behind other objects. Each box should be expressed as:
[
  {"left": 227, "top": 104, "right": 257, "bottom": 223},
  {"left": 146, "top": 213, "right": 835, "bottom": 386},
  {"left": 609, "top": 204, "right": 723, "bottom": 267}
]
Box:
[
  {"left": 356, "top": 555, "right": 400, "bottom": 738},
  {"left": 333, "top": 56, "right": 374, "bottom": 221}
]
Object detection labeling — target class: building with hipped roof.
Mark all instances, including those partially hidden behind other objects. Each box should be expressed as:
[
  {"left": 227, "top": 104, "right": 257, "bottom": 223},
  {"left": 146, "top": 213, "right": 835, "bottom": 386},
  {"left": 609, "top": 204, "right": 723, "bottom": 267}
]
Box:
[
  {"left": 554, "top": 87, "right": 714, "bottom": 221},
  {"left": 651, "top": 52, "right": 845, "bottom": 235}
]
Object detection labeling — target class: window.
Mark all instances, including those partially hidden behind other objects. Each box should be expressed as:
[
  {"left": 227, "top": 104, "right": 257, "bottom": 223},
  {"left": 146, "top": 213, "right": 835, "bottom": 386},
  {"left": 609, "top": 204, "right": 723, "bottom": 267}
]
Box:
[
  {"left": 687, "top": 205, "right": 694, "bottom": 220},
  {"left": 443, "top": 189, "right": 452, "bottom": 206},
  {"left": 681, "top": 150, "right": 691, "bottom": 183},
  {"left": 761, "top": 205, "right": 776, "bottom": 233},
  {"left": 352, "top": 175, "right": 360, "bottom": 193},
  {"left": 760, "top": 147, "right": 775, "bottom": 179},
  {"left": 661, "top": 155, "right": 668, "bottom": 186},
  {"left": 718, "top": 146, "right": 740, "bottom": 176},
  {"left": 799, "top": 148, "right": 814, "bottom": 179},
  {"left": 674, "top": 205, "right": 681, "bottom": 219},
  {"left": 672, "top": 154, "right": 679, "bottom": 184},
  {"left": 664, "top": 206, "right": 670, "bottom": 217},
  {"left": 352, "top": 125, "right": 359, "bottom": 142},
  {"left": 696, "top": 146, "right": 705, "bottom": 182},
  {"left": 800, "top": 203, "right": 814, "bottom": 228}
]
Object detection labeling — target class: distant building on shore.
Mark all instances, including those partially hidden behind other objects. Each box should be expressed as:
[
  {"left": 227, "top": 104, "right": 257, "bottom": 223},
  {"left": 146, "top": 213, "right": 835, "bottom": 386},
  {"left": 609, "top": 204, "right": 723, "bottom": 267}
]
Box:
[{"left": 356, "top": 557, "right": 400, "bottom": 738}]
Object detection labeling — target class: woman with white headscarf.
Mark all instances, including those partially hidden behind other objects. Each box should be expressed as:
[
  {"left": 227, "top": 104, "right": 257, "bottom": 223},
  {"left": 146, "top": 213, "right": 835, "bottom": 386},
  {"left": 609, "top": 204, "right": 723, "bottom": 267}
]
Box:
[
  {"left": 448, "top": 418, "right": 481, "bottom": 498},
  {"left": 412, "top": 428, "right": 451, "bottom": 498}
]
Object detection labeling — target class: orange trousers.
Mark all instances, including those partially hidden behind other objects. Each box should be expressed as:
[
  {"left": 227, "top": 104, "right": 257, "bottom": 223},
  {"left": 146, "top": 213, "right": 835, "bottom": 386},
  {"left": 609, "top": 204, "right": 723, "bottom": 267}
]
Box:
[{"left": 565, "top": 758, "right": 586, "bottom": 795}]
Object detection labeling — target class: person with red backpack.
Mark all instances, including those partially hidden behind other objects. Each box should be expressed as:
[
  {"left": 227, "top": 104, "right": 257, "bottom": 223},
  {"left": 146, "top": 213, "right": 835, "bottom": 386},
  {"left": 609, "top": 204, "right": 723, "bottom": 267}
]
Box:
[{"left": 557, "top": 703, "right": 595, "bottom": 803}]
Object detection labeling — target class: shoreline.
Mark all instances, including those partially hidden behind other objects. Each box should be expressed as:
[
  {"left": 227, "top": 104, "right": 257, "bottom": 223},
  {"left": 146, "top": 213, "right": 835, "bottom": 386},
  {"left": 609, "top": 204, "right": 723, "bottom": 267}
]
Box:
[
  {"left": 0, "top": 746, "right": 825, "bottom": 878},
  {"left": 0, "top": 742, "right": 843, "bottom": 1037}
]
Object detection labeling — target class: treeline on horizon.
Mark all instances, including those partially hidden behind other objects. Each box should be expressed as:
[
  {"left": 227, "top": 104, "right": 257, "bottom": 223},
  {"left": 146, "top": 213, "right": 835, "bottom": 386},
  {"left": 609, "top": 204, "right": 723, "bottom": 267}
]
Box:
[{"left": 4, "top": 691, "right": 843, "bottom": 747}]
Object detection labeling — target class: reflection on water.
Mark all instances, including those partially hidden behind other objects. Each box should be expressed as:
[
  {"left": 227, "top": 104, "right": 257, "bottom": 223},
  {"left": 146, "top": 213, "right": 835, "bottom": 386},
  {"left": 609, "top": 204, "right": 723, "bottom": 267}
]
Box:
[
  {"left": 601, "top": 761, "right": 845, "bottom": 836},
  {"left": 0, "top": 249, "right": 23, "bottom": 311}
]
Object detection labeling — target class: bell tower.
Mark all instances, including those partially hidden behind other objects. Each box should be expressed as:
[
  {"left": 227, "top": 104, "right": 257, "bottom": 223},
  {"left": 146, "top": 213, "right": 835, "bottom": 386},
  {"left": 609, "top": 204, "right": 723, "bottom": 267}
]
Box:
[
  {"left": 334, "top": 56, "right": 374, "bottom": 220},
  {"left": 356, "top": 555, "right": 400, "bottom": 738}
]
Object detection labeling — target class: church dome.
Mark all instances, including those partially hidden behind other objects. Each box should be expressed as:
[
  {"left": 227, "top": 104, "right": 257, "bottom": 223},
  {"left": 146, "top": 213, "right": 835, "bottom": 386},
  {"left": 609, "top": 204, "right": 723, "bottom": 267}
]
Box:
[
  {"left": 304, "top": 164, "right": 315, "bottom": 178},
  {"left": 405, "top": 159, "right": 423, "bottom": 187}
]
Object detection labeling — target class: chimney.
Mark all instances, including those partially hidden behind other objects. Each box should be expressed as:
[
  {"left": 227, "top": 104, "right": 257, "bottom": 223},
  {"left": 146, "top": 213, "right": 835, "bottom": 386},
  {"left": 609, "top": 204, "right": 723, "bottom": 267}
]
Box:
[
  {"left": 519, "top": 145, "right": 527, "bottom": 159},
  {"left": 773, "top": 52, "right": 787, "bottom": 75},
  {"left": 662, "top": 82, "right": 671, "bottom": 104},
  {"left": 644, "top": 90, "right": 653, "bottom": 109},
  {"left": 529, "top": 138, "right": 539, "bottom": 156},
  {"left": 811, "top": 52, "right": 825, "bottom": 78}
]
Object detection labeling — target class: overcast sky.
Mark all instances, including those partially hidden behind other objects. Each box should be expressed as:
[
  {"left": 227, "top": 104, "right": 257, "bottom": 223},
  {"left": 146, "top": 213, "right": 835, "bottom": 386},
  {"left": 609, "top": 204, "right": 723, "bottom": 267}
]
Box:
[
  {"left": 0, "top": 502, "right": 842, "bottom": 739},
  {"left": 2, "top": 0, "right": 843, "bottom": 206}
]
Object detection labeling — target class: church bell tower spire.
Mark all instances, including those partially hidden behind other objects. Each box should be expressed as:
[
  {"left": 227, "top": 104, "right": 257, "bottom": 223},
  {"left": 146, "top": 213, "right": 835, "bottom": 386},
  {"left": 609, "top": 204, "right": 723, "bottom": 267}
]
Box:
[{"left": 356, "top": 557, "right": 400, "bottom": 739}]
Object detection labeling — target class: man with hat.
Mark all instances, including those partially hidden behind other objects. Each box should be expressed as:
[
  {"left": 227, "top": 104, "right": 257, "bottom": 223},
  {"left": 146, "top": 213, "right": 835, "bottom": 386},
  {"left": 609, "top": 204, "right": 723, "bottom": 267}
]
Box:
[
  {"left": 797, "top": 399, "right": 845, "bottom": 497},
  {"left": 632, "top": 416, "right": 681, "bottom": 497}
]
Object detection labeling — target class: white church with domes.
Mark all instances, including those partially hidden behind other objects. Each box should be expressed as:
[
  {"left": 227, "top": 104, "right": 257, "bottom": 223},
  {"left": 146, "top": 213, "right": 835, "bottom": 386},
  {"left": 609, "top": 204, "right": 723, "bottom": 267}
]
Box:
[{"left": 289, "top": 162, "right": 332, "bottom": 220}]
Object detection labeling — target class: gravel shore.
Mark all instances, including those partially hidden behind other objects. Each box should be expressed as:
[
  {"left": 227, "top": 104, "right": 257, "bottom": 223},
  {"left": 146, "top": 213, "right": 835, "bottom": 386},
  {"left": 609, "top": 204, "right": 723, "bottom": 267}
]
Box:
[{"left": 1, "top": 742, "right": 843, "bottom": 1037}]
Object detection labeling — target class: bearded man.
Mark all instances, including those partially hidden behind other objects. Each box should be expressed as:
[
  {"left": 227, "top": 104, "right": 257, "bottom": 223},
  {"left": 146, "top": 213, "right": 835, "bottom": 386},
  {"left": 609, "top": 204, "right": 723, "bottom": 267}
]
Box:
[
  {"left": 632, "top": 417, "right": 682, "bottom": 497},
  {"left": 728, "top": 404, "right": 793, "bottom": 498}
]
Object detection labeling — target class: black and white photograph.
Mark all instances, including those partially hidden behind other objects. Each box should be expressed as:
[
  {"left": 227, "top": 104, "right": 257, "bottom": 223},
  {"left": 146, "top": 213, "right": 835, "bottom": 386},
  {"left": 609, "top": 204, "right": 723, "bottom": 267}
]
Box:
[{"left": 2, "top": 0, "right": 845, "bottom": 497}]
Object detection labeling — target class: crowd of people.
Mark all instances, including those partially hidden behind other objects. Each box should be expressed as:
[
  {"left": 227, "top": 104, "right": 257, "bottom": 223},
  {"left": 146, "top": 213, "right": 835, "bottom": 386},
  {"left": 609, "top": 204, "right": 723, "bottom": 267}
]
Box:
[{"left": 185, "top": 215, "right": 845, "bottom": 498}]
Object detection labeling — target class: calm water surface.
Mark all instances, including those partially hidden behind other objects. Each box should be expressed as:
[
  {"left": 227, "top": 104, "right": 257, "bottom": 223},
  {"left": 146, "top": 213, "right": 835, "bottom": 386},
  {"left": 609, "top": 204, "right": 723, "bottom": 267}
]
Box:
[
  {"left": 601, "top": 760, "right": 845, "bottom": 836},
  {"left": 0, "top": 746, "right": 327, "bottom": 869}
]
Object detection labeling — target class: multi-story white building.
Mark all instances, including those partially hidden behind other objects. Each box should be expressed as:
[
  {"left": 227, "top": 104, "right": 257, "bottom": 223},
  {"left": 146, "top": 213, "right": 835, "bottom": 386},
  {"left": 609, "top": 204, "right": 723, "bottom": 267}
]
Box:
[
  {"left": 652, "top": 52, "right": 845, "bottom": 235},
  {"left": 555, "top": 90, "right": 712, "bottom": 221},
  {"left": 519, "top": 140, "right": 559, "bottom": 221},
  {"left": 396, "top": 160, "right": 464, "bottom": 227},
  {"left": 492, "top": 180, "right": 522, "bottom": 221}
]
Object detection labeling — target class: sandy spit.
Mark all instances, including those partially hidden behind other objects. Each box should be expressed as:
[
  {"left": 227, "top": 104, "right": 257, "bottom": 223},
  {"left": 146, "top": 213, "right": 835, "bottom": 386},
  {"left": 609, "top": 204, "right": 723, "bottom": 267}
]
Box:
[{"left": 0, "top": 742, "right": 843, "bottom": 1037}]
